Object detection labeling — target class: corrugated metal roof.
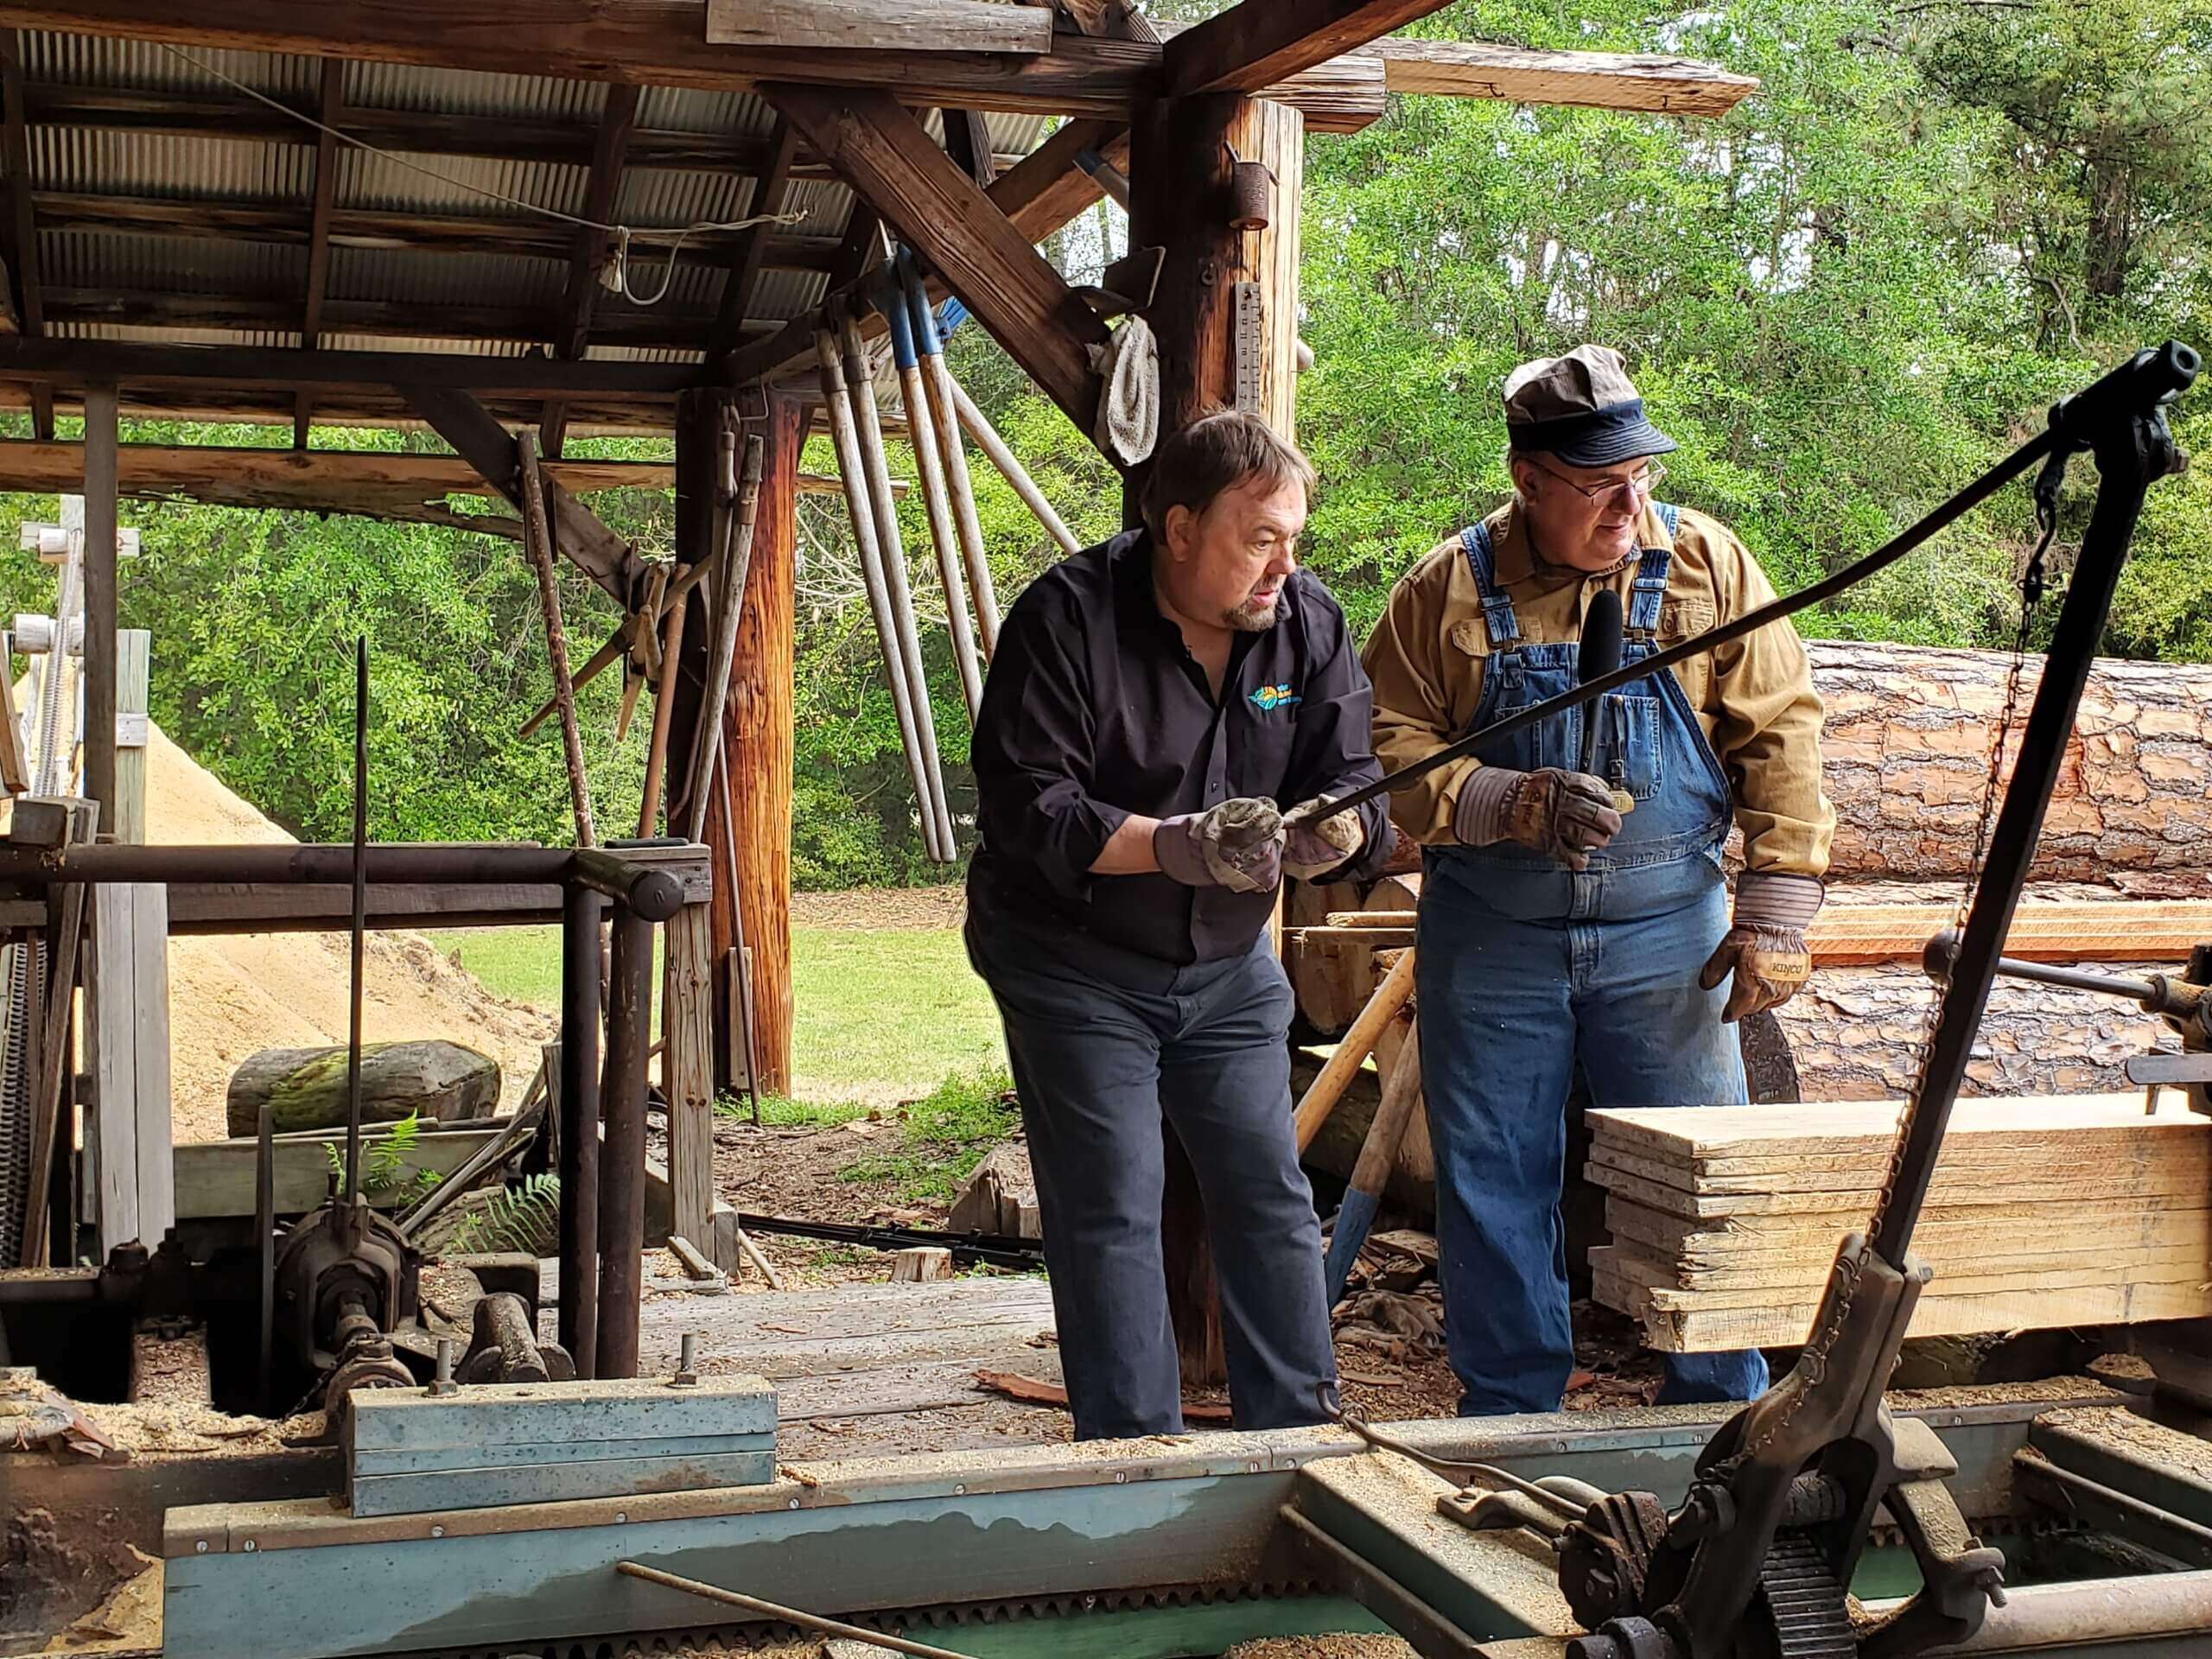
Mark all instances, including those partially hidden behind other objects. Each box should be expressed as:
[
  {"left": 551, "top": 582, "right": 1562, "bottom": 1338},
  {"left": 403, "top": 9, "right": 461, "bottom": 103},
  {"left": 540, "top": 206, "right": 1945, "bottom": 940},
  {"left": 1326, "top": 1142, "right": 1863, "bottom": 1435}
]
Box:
[{"left": 8, "top": 29, "right": 1056, "bottom": 428}]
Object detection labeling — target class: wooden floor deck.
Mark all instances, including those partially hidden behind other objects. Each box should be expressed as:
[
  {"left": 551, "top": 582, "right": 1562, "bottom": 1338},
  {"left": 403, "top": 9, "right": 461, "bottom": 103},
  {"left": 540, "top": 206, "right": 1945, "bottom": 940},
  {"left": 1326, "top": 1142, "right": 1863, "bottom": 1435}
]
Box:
[{"left": 546, "top": 1270, "right": 1075, "bottom": 1459}]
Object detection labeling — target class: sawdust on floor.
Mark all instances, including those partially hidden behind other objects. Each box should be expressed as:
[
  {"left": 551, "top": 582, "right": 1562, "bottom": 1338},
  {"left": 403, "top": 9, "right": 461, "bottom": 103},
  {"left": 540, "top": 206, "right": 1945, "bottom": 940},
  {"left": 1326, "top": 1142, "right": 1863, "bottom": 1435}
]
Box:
[
  {"left": 1221, "top": 1637, "right": 1418, "bottom": 1658},
  {"left": 791, "top": 887, "right": 965, "bottom": 930},
  {"left": 79, "top": 721, "right": 557, "bottom": 1142}
]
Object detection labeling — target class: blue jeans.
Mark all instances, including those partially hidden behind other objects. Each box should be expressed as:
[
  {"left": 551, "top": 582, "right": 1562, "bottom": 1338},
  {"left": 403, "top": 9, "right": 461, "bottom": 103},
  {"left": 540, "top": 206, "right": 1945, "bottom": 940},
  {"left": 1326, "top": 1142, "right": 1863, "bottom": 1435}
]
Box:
[
  {"left": 965, "top": 905, "right": 1337, "bottom": 1440},
  {"left": 1418, "top": 863, "right": 1769, "bottom": 1415}
]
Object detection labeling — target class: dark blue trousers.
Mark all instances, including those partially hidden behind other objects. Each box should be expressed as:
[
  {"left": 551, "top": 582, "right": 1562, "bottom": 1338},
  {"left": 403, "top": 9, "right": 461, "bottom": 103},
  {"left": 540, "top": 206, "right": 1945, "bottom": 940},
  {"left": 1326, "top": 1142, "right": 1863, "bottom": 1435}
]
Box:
[{"left": 965, "top": 909, "right": 1338, "bottom": 1440}]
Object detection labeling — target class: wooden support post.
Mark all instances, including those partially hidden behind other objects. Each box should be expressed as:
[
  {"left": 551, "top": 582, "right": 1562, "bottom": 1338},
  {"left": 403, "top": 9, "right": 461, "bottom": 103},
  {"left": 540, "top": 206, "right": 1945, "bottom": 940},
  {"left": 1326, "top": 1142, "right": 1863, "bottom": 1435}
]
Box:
[
  {"left": 1129, "top": 92, "right": 1306, "bottom": 1389},
  {"left": 663, "top": 899, "right": 715, "bottom": 1255},
  {"left": 667, "top": 389, "right": 800, "bottom": 1097},
  {"left": 113, "top": 628, "right": 149, "bottom": 842},
  {"left": 82, "top": 385, "right": 118, "bottom": 826},
  {"left": 90, "top": 880, "right": 170, "bottom": 1252}
]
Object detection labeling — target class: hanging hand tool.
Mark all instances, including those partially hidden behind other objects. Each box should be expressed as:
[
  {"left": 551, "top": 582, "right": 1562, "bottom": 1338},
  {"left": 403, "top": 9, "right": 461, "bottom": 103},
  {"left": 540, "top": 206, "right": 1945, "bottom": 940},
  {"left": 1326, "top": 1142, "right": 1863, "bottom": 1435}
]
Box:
[
  {"left": 1294, "top": 948, "right": 1417, "bottom": 1154},
  {"left": 906, "top": 254, "right": 1003, "bottom": 658},
  {"left": 1554, "top": 341, "right": 2198, "bottom": 1659},
  {"left": 518, "top": 432, "right": 596, "bottom": 849},
  {"left": 681, "top": 429, "right": 762, "bottom": 844}
]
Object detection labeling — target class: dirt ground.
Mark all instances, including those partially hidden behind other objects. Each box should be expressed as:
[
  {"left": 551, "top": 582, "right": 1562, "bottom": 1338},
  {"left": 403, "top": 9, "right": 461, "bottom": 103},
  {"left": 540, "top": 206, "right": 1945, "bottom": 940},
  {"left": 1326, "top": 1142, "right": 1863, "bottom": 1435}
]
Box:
[
  {"left": 792, "top": 886, "right": 966, "bottom": 930},
  {"left": 112, "top": 721, "right": 556, "bottom": 1141}
]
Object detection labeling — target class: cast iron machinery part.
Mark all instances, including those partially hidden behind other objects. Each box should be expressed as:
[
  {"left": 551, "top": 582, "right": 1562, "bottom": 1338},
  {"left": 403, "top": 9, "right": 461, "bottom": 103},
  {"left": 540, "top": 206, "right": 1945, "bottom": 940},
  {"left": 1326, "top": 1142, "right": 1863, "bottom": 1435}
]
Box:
[
  {"left": 1551, "top": 341, "right": 2198, "bottom": 1659},
  {"left": 1560, "top": 1492, "right": 1671, "bottom": 1630},
  {"left": 271, "top": 1195, "right": 421, "bottom": 1373},
  {"left": 455, "top": 1290, "right": 575, "bottom": 1384}
]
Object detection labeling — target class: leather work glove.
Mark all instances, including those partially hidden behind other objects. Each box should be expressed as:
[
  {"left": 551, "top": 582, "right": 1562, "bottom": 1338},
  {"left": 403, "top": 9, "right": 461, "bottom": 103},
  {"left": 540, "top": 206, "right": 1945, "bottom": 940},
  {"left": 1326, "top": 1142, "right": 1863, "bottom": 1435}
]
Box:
[
  {"left": 1452, "top": 766, "right": 1624, "bottom": 873},
  {"left": 1699, "top": 870, "right": 1825, "bottom": 1023},
  {"left": 1282, "top": 794, "right": 1364, "bottom": 881},
  {"left": 1154, "top": 797, "right": 1285, "bottom": 893}
]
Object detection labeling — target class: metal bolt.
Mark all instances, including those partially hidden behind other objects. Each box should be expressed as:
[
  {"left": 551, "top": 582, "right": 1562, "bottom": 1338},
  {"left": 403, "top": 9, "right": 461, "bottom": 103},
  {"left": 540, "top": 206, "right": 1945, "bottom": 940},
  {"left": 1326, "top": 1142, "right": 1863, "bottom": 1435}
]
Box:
[
  {"left": 430, "top": 1525, "right": 444, "bottom": 1538},
  {"left": 242, "top": 1540, "right": 256, "bottom": 1552},
  {"left": 671, "top": 1333, "right": 699, "bottom": 1388},
  {"left": 615, "top": 1512, "right": 627, "bottom": 1524},
  {"left": 788, "top": 1498, "right": 800, "bottom": 1510},
  {"left": 952, "top": 1484, "right": 965, "bottom": 1496},
  {"left": 429, "top": 1338, "right": 457, "bottom": 1396},
  {"left": 194, "top": 1540, "right": 208, "bottom": 1554}
]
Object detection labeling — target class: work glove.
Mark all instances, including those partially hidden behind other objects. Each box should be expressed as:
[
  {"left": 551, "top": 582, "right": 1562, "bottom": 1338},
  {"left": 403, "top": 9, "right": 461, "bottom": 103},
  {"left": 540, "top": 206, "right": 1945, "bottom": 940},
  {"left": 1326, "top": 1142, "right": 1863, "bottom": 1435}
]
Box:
[
  {"left": 1698, "top": 870, "right": 1824, "bottom": 1023},
  {"left": 1452, "top": 766, "right": 1624, "bottom": 873},
  {"left": 1282, "top": 794, "right": 1364, "bottom": 881},
  {"left": 1154, "top": 797, "right": 1284, "bottom": 893}
]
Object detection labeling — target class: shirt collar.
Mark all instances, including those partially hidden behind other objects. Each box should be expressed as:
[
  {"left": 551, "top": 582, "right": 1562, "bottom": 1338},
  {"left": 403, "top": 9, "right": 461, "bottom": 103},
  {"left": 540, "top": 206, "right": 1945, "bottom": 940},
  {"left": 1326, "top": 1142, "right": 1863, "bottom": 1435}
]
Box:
[{"left": 1493, "top": 499, "right": 1675, "bottom": 588}]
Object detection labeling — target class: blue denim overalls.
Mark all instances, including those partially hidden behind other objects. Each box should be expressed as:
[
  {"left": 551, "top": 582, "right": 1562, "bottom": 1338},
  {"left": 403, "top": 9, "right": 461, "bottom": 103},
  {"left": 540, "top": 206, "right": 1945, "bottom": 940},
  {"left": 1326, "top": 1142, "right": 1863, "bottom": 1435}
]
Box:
[{"left": 1416, "top": 505, "right": 1769, "bottom": 1414}]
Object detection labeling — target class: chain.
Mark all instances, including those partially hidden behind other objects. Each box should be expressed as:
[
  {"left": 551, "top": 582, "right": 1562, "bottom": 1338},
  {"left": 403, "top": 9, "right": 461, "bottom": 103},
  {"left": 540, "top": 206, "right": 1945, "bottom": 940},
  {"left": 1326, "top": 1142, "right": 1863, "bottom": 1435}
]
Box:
[{"left": 1741, "top": 458, "right": 2065, "bottom": 1461}]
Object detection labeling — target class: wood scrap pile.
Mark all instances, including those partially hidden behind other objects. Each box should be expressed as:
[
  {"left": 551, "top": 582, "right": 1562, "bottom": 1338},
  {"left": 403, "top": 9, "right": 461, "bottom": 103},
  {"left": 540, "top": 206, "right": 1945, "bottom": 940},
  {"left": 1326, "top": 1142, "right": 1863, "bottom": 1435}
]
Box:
[{"left": 1587, "top": 1095, "right": 2212, "bottom": 1352}]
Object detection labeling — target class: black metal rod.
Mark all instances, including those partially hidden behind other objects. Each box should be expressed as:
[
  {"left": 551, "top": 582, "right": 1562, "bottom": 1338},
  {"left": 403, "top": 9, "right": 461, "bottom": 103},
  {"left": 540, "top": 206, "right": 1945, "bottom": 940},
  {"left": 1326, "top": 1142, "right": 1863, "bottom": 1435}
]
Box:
[
  {"left": 342, "top": 638, "right": 369, "bottom": 1207},
  {"left": 558, "top": 887, "right": 601, "bottom": 1379},
  {"left": 1299, "top": 426, "right": 2062, "bottom": 825},
  {"left": 570, "top": 848, "right": 684, "bottom": 920},
  {"left": 595, "top": 905, "right": 653, "bottom": 1379},
  {"left": 1922, "top": 930, "right": 2163, "bottom": 1006},
  {"left": 0, "top": 842, "right": 682, "bottom": 899},
  {"left": 1871, "top": 344, "right": 2197, "bottom": 1265}
]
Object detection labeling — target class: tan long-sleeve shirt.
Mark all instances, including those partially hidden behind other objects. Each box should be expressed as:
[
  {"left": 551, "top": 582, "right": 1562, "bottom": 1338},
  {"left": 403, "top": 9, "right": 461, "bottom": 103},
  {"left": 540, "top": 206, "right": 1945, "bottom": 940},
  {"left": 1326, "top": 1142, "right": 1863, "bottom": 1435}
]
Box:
[{"left": 1360, "top": 499, "right": 1835, "bottom": 878}]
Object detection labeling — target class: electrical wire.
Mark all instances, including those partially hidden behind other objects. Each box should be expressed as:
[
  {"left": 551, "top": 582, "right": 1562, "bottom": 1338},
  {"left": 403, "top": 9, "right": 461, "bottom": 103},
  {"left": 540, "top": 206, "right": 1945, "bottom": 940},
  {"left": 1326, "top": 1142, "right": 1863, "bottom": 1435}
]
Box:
[{"left": 156, "top": 44, "right": 808, "bottom": 306}]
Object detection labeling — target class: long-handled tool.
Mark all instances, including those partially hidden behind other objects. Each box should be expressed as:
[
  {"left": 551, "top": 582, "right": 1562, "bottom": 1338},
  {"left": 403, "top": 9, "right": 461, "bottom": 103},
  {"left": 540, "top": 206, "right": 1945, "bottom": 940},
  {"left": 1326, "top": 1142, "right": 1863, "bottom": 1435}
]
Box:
[
  {"left": 907, "top": 257, "right": 1002, "bottom": 656},
  {"left": 682, "top": 431, "right": 764, "bottom": 844},
  {"left": 814, "top": 330, "right": 944, "bottom": 861},
  {"left": 874, "top": 261, "right": 984, "bottom": 721},
  {"left": 947, "top": 371, "right": 1081, "bottom": 558},
  {"left": 1319, "top": 1010, "right": 1421, "bottom": 1305},
  {"left": 841, "top": 308, "right": 956, "bottom": 861},
  {"left": 1294, "top": 947, "right": 1417, "bottom": 1154},
  {"left": 518, "top": 431, "right": 596, "bottom": 849}
]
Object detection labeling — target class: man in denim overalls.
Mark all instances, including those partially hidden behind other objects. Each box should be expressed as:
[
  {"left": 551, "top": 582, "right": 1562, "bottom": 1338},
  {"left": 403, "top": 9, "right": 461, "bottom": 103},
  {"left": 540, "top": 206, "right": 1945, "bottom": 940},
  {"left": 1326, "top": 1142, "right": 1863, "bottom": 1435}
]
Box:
[{"left": 1362, "top": 346, "right": 1836, "bottom": 1415}]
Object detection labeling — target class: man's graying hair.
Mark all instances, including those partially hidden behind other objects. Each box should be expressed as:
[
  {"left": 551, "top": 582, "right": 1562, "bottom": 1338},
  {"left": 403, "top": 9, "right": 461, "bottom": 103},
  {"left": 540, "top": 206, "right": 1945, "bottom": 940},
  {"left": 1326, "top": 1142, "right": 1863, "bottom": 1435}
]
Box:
[{"left": 1141, "top": 409, "right": 1317, "bottom": 541}]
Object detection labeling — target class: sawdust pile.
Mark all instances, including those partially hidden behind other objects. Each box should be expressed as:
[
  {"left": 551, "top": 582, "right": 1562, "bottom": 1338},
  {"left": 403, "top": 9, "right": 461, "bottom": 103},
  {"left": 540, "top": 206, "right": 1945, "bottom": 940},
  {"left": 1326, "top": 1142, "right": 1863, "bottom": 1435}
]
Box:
[{"left": 137, "top": 721, "right": 555, "bottom": 1141}]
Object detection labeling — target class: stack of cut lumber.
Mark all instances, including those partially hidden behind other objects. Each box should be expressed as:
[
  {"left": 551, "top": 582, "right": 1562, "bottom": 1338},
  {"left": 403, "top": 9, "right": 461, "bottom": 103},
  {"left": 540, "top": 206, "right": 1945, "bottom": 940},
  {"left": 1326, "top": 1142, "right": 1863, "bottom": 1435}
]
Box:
[{"left": 1588, "top": 1095, "right": 2212, "bottom": 1352}]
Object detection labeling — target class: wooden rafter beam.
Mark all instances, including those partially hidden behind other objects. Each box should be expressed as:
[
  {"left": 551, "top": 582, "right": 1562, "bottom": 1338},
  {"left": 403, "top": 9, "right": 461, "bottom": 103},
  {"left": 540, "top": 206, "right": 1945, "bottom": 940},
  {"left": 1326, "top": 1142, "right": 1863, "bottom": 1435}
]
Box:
[
  {"left": 41, "top": 285, "right": 778, "bottom": 352},
  {"left": 0, "top": 32, "right": 48, "bottom": 437},
  {"left": 294, "top": 56, "right": 346, "bottom": 449},
  {"left": 0, "top": 338, "right": 699, "bottom": 397},
  {"left": 404, "top": 387, "right": 638, "bottom": 598},
  {"left": 542, "top": 82, "right": 640, "bottom": 459},
  {"left": 764, "top": 85, "right": 1108, "bottom": 440},
  {"left": 22, "top": 83, "right": 1030, "bottom": 175},
  {"left": 1163, "top": 0, "right": 1451, "bottom": 97},
  {"left": 30, "top": 190, "right": 842, "bottom": 271},
  {"left": 704, "top": 0, "right": 1054, "bottom": 55},
  {"left": 707, "top": 115, "right": 800, "bottom": 367},
  {"left": 940, "top": 109, "right": 997, "bottom": 187},
  {"left": 0, "top": 439, "right": 848, "bottom": 510},
  {"left": 0, "top": 2, "right": 1372, "bottom": 124},
  {"left": 724, "top": 113, "right": 1131, "bottom": 391},
  {"left": 1367, "top": 39, "right": 1758, "bottom": 116}
]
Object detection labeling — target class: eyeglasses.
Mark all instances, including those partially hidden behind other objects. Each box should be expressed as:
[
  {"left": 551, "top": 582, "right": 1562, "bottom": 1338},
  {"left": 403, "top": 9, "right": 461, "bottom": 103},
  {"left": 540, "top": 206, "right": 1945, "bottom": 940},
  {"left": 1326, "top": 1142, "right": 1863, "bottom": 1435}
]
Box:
[{"left": 1531, "top": 457, "right": 1667, "bottom": 502}]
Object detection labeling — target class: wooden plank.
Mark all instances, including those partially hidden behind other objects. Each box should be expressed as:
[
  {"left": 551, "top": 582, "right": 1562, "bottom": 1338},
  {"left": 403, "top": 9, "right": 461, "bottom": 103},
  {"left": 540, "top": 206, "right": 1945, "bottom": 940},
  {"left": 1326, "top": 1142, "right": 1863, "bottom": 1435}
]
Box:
[
  {"left": 766, "top": 85, "right": 1107, "bottom": 439},
  {"left": 172, "top": 1121, "right": 509, "bottom": 1219},
  {"left": 541, "top": 83, "right": 641, "bottom": 458},
  {"left": 1606, "top": 1196, "right": 2212, "bottom": 1264},
  {"left": 1597, "top": 1243, "right": 2212, "bottom": 1313},
  {"left": 0, "top": 338, "right": 696, "bottom": 398},
  {"left": 705, "top": 0, "right": 1052, "bottom": 54},
  {"left": 663, "top": 903, "right": 715, "bottom": 1249},
  {"left": 0, "top": 30, "right": 50, "bottom": 438},
  {"left": 1162, "top": 0, "right": 1450, "bottom": 97},
  {"left": 81, "top": 385, "right": 119, "bottom": 822},
  {"left": 1586, "top": 1140, "right": 2212, "bottom": 1198},
  {"left": 294, "top": 57, "right": 346, "bottom": 448},
  {"left": 349, "top": 1372, "right": 775, "bottom": 1452},
  {"left": 90, "top": 879, "right": 141, "bottom": 1251},
  {"left": 403, "top": 387, "right": 639, "bottom": 601},
  {"left": 112, "top": 628, "right": 148, "bottom": 843},
  {"left": 709, "top": 116, "right": 800, "bottom": 366},
  {"left": 1807, "top": 900, "right": 2212, "bottom": 967},
  {"left": 1589, "top": 1094, "right": 2201, "bottom": 1163},
  {"left": 1368, "top": 38, "right": 1758, "bottom": 116},
  {"left": 129, "top": 882, "right": 173, "bottom": 1244},
  {"left": 940, "top": 108, "right": 997, "bottom": 186},
  {"left": 1586, "top": 1161, "right": 2211, "bottom": 1221},
  {"left": 1602, "top": 1236, "right": 2212, "bottom": 1295}
]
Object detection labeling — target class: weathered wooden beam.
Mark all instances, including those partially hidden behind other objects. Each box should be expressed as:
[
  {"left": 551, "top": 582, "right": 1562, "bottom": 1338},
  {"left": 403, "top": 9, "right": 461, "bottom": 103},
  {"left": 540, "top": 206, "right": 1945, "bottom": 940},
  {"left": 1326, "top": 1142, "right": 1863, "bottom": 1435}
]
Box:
[
  {"left": 31, "top": 189, "right": 842, "bottom": 272},
  {"left": 709, "top": 116, "right": 800, "bottom": 366},
  {"left": 0, "top": 33, "right": 48, "bottom": 437},
  {"left": 1162, "top": 0, "right": 1450, "bottom": 97},
  {"left": 0, "top": 338, "right": 700, "bottom": 397},
  {"left": 940, "top": 109, "right": 997, "bottom": 186},
  {"left": 1368, "top": 38, "right": 1758, "bottom": 115},
  {"left": 294, "top": 56, "right": 346, "bottom": 448},
  {"left": 22, "top": 83, "right": 1027, "bottom": 176},
  {"left": 42, "top": 285, "right": 773, "bottom": 353},
  {"left": 765, "top": 86, "right": 1108, "bottom": 439},
  {"left": 0, "top": 3, "right": 1376, "bottom": 124},
  {"left": 3, "top": 1, "right": 1159, "bottom": 118},
  {"left": 404, "top": 388, "right": 639, "bottom": 599},
  {"left": 543, "top": 83, "right": 642, "bottom": 459},
  {"left": 705, "top": 0, "right": 1053, "bottom": 54},
  {"left": 9, "top": 385, "right": 678, "bottom": 435},
  {"left": 83, "top": 384, "right": 119, "bottom": 821}
]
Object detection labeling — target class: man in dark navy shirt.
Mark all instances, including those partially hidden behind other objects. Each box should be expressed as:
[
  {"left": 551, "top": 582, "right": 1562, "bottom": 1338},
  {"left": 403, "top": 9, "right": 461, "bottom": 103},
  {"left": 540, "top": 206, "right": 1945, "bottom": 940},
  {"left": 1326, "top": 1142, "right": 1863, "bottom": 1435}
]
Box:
[{"left": 965, "top": 410, "right": 1392, "bottom": 1440}]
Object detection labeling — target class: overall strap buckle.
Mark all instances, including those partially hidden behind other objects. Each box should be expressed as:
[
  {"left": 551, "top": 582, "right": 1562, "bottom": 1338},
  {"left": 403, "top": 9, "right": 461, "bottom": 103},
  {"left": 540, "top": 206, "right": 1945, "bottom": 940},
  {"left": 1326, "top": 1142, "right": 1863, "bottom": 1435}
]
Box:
[
  {"left": 1459, "top": 522, "right": 1522, "bottom": 648},
  {"left": 1626, "top": 543, "right": 1674, "bottom": 641}
]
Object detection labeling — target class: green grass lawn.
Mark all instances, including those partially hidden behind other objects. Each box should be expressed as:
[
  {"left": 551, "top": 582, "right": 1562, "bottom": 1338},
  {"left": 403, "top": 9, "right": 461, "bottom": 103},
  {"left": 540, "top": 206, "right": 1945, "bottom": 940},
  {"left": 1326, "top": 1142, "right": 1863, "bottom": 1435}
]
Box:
[{"left": 426, "top": 923, "right": 1004, "bottom": 1105}]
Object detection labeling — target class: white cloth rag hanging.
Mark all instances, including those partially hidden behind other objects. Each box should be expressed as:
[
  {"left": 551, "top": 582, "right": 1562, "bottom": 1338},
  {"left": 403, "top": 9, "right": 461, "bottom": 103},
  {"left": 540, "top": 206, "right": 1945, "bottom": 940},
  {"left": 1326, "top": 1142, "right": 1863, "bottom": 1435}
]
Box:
[{"left": 1089, "top": 315, "right": 1159, "bottom": 465}]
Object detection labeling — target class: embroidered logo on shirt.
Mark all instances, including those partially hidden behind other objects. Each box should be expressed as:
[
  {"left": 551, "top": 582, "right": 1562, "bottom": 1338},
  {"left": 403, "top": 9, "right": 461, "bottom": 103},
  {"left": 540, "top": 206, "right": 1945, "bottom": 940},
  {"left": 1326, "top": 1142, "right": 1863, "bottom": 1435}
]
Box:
[{"left": 1249, "top": 683, "right": 1301, "bottom": 713}]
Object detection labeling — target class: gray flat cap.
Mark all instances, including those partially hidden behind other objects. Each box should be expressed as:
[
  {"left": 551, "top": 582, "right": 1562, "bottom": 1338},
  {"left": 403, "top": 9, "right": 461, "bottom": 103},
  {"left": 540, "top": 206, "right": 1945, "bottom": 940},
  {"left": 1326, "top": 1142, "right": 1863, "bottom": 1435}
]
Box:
[{"left": 1503, "top": 344, "right": 1676, "bottom": 467}]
